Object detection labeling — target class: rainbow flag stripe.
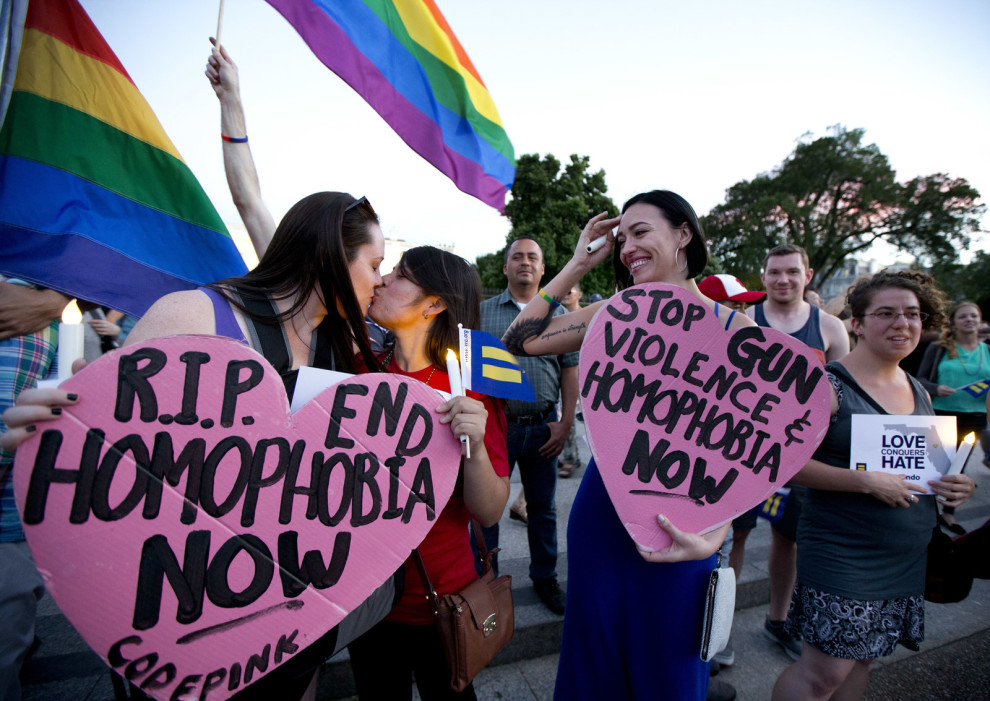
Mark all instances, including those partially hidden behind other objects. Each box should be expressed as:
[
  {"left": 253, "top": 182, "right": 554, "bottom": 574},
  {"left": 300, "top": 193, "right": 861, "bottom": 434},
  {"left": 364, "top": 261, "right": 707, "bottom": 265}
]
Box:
[
  {"left": 0, "top": 0, "right": 246, "bottom": 317},
  {"left": 265, "top": 0, "right": 515, "bottom": 210}
]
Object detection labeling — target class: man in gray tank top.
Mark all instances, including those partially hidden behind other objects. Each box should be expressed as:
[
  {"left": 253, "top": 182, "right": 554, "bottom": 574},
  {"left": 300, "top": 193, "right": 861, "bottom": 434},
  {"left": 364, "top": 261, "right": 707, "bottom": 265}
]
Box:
[{"left": 747, "top": 244, "right": 850, "bottom": 659}]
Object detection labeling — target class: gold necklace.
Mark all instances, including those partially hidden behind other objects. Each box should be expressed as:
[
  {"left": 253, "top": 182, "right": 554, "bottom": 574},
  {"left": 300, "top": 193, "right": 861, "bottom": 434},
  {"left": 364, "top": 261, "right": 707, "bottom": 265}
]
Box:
[
  {"left": 380, "top": 347, "right": 437, "bottom": 383},
  {"left": 956, "top": 343, "right": 985, "bottom": 377}
]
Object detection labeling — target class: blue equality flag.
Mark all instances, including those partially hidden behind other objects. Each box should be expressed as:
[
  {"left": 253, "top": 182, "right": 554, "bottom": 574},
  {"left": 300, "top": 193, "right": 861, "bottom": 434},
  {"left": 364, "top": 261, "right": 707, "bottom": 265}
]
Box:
[
  {"left": 960, "top": 380, "right": 989, "bottom": 398},
  {"left": 458, "top": 327, "right": 534, "bottom": 402}
]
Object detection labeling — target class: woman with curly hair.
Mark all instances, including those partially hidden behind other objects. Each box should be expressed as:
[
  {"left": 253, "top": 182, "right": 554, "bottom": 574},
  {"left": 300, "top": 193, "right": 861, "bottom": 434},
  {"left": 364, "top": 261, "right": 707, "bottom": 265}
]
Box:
[
  {"left": 914, "top": 300, "right": 989, "bottom": 530},
  {"left": 772, "top": 270, "right": 976, "bottom": 701}
]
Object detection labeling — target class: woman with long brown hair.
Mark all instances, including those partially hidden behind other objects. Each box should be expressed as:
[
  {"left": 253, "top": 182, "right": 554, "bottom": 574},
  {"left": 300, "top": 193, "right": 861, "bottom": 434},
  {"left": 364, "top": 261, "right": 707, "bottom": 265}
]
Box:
[{"left": 348, "top": 246, "right": 509, "bottom": 700}]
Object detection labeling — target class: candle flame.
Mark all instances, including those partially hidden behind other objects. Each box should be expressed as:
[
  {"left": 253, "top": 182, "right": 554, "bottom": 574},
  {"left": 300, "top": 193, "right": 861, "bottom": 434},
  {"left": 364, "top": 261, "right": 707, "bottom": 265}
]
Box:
[
  {"left": 61, "top": 300, "right": 82, "bottom": 324},
  {"left": 446, "top": 348, "right": 457, "bottom": 362},
  {"left": 962, "top": 432, "right": 976, "bottom": 446}
]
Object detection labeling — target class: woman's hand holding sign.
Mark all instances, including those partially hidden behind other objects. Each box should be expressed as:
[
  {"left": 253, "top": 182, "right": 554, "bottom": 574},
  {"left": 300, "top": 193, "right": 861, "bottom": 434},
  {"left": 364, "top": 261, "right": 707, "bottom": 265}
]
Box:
[
  {"left": 864, "top": 470, "right": 928, "bottom": 508},
  {"left": 636, "top": 516, "right": 731, "bottom": 564},
  {"left": 0, "top": 388, "right": 79, "bottom": 453},
  {"left": 927, "top": 473, "right": 975, "bottom": 508}
]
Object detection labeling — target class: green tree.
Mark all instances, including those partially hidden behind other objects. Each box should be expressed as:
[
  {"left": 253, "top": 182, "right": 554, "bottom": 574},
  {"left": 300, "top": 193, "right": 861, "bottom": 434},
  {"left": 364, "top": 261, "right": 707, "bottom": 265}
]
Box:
[
  {"left": 702, "top": 126, "right": 984, "bottom": 287},
  {"left": 928, "top": 250, "right": 990, "bottom": 313},
  {"left": 476, "top": 153, "right": 617, "bottom": 298}
]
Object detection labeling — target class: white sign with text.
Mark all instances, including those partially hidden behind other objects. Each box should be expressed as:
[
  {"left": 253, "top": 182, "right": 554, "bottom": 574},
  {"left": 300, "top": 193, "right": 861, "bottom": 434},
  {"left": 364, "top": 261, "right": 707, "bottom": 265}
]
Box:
[{"left": 849, "top": 414, "right": 957, "bottom": 493}]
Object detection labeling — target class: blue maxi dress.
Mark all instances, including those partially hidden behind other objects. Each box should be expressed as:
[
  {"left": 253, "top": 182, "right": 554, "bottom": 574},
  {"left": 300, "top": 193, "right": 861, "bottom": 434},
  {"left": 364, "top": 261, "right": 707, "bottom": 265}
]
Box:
[{"left": 554, "top": 459, "right": 713, "bottom": 700}]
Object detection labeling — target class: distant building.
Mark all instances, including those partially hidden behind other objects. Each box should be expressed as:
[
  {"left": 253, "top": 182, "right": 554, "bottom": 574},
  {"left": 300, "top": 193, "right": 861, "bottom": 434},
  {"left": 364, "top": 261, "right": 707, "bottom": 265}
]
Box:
[{"left": 819, "top": 258, "right": 911, "bottom": 302}]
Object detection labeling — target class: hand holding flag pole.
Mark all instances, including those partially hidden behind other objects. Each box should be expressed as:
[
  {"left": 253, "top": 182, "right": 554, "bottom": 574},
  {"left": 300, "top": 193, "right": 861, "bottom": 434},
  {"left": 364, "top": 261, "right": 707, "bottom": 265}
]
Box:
[
  {"left": 446, "top": 347, "right": 470, "bottom": 459},
  {"left": 215, "top": 0, "right": 226, "bottom": 49}
]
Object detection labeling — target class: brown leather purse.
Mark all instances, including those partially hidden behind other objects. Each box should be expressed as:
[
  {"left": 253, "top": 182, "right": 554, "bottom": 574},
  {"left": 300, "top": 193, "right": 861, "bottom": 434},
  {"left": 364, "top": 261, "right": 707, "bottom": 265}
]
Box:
[{"left": 412, "top": 521, "right": 514, "bottom": 691}]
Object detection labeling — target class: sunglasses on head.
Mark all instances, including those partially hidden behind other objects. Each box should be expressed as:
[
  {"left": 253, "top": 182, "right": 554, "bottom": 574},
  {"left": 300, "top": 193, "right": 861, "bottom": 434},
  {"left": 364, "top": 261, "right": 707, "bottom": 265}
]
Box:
[{"left": 345, "top": 195, "right": 376, "bottom": 217}]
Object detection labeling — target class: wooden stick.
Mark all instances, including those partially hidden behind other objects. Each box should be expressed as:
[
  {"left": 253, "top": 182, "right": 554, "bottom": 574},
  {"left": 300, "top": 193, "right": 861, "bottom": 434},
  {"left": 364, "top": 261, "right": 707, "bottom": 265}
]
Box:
[{"left": 215, "top": 0, "right": 226, "bottom": 49}]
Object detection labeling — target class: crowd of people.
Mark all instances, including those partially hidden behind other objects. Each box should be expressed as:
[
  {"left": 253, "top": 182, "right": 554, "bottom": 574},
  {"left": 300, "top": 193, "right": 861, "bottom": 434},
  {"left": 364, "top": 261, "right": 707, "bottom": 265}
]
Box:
[{"left": 0, "top": 39, "right": 986, "bottom": 701}]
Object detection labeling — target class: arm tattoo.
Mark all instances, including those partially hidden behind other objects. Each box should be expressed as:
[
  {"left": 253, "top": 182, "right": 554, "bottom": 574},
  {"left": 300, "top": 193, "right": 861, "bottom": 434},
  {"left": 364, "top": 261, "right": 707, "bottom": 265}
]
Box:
[
  {"left": 540, "top": 322, "right": 586, "bottom": 341},
  {"left": 503, "top": 306, "right": 557, "bottom": 356}
]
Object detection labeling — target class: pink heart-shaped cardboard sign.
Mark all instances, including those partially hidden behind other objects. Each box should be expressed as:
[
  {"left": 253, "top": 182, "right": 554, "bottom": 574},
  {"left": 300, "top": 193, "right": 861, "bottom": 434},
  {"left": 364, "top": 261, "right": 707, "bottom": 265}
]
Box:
[
  {"left": 580, "top": 284, "right": 831, "bottom": 551},
  {"left": 14, "top": 335, "right": 461, "bottom": 700}
]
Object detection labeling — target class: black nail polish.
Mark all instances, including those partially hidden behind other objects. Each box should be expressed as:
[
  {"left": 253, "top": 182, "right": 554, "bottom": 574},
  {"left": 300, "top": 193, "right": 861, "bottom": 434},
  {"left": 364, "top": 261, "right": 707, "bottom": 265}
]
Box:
[
  {"left": 51, "top": 407, "right": 63, "bottom": 416},
  {"left": 66, "top": 393, "right": 79, "bottom": 401},
  {"left": 26, "top": 425, "right": 37, "bottom": 433}
]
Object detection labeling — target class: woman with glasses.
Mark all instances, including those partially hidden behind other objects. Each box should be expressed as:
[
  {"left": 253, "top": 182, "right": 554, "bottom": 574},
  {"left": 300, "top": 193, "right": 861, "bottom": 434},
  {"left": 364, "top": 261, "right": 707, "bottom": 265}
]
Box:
[{"left": 771, "top": 270, "right": 976, "bottom": 701}]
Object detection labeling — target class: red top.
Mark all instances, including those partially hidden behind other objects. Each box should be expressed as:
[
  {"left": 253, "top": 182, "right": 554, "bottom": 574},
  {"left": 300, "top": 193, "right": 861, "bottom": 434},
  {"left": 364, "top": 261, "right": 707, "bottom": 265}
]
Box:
[{"left": 359, "top": 355, "right": 509, "bottom": 624}]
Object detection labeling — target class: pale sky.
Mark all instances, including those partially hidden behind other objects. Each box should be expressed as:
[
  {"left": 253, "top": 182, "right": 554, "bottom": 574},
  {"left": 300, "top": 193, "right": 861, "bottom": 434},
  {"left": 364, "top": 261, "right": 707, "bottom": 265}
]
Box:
[{"left": 77, "top": 0, "right": 990, "bottom": 268}]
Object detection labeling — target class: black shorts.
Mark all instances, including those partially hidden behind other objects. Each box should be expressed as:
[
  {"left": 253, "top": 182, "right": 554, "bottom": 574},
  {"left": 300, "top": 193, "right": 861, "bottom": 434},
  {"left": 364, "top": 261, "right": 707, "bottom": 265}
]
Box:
[
  {"left": 732, "top": 505, "right": 760, "bottom": 532},
  {"left": 770, "top": 485, "right": 807, "bottom": 542}
]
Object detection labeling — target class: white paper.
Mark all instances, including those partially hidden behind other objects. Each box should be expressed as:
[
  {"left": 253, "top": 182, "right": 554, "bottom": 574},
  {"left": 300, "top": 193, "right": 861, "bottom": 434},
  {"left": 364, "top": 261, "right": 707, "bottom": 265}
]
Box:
[
  {"left": 848, "top": 414, "right": 957, "bottom": 493},
  {"left": 290, "top": 366, "right": 453, "bottom": 413},
  {"left": 289, "top": 366, "right": 353, "bottom": 412}
]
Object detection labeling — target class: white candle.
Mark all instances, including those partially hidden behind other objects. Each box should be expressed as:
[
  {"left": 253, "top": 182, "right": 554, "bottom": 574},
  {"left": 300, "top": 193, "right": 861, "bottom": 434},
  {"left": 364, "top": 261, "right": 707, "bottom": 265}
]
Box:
[
  {"left": 446, "top": 348, "right": 463, "bottom": 397},
  {"left": 445, "top": 348, "right": 469, "bottom": 458},
  {"left": 57, "top": 300, "right": 84, "bottom": 382},
  {"left": 946, "top": 432, "right": 975, "bottom": 476}
]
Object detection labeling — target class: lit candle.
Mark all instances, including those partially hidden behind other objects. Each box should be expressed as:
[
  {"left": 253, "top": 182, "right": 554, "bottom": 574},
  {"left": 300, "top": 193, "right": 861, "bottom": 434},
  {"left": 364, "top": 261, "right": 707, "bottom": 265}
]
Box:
[
  {"left": 57, "top": 300, "right": 85, "bottom": 382},
  {"left": 445, "top": 348, "right": 469, "bottom": 458},
  {"left": 946, "top": 432, "right": 976, "bottom": 476},
  {"left": 446, "top": 348, "right": 463, "bottom": 397}
]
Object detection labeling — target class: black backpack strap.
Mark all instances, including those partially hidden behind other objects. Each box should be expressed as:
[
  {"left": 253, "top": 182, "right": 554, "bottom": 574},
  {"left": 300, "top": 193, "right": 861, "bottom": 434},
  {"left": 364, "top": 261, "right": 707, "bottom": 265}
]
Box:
[
  {"left": 312, "top": 318, "right": 338, "bottom": 372},
  {"left": 227, "top": 288, "right": 302, "bottom": 398},
  {"left": 236, "top": 292, "right": 291, "bottom": 374}
]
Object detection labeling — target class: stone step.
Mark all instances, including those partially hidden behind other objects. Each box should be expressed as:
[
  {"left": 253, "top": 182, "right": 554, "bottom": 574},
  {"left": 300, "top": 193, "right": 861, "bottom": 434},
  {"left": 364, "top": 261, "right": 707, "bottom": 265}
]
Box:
[
  {"left": 20, "top": 420, "right": 990, "bottom": 700},
  {"left": 318, "top": 496, "right": 990, "bottom": 700}
]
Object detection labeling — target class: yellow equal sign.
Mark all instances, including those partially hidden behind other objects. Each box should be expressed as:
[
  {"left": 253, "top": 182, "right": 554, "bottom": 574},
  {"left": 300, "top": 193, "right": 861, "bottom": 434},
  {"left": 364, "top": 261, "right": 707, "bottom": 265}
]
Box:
[
  {"left": 762, "top": 493, "right": 784, "bottom": 518},
  {"left": 481, "top": 345, "right": 522, "bottom": 383}
]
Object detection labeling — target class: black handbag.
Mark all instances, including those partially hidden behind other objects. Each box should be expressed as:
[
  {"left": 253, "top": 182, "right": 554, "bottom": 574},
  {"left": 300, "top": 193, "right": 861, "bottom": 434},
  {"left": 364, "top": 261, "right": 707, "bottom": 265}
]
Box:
[{"left": 925, "top": 517, "right": 974, "bottom": 603}]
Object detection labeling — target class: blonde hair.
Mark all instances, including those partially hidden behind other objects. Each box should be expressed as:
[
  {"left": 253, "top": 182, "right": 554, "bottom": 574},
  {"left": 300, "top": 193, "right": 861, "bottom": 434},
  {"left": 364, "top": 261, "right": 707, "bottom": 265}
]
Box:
[{"left": 937, "top": 300, "right": 981, "bottom": 359}]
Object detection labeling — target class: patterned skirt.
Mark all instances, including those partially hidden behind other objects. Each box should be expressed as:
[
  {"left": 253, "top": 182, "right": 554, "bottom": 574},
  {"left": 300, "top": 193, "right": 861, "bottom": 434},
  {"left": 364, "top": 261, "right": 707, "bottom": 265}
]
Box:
[{"left": 785, "top": 582, "right": 924, "bottom": 660}]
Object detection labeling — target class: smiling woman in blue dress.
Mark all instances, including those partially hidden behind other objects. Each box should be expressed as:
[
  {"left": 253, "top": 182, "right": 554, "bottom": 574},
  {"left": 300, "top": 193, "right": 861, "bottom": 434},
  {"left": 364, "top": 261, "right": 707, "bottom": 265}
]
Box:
[{"left": 502, "top": 190, "right": 755, "bottom": 701}]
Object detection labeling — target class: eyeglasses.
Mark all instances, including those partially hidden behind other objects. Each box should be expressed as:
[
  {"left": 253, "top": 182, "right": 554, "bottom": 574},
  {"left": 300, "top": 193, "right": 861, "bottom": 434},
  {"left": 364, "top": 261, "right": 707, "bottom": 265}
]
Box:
[
  {"left": 861, "top": 310, "right": 929, "bottom": 323},
  {"left": 345, "top": 195, "right": 376, "bottom": 216}
]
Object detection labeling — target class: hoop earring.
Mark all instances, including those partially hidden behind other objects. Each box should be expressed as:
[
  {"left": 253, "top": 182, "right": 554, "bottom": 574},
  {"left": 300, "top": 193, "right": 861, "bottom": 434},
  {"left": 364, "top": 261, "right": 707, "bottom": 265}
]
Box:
[{"left": 674, "top": 247, "right": 687, "bottom": 272}]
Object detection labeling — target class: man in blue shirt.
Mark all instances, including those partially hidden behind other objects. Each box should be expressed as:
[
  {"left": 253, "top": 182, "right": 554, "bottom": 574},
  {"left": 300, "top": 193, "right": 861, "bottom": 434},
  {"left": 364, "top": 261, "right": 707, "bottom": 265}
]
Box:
[{"left": 477, "top": 238, "right": 578, "bottom": 614}]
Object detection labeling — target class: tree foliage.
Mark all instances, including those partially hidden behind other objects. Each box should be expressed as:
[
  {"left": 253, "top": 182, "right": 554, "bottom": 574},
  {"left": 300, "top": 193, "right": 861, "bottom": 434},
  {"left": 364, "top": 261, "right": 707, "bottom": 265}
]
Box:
[
  {"left": 928, "top": 250, "right": 990, "bottom": 314},
  {"left": 702, "top": 126, "right": 984, "bottom": 288},
  {"left": 476, "top": 153, "right": 617, "bottom": 297}
]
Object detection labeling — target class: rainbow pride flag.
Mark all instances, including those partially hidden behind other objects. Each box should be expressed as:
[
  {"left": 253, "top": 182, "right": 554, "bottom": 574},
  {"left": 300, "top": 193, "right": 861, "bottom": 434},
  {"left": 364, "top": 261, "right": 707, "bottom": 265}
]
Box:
[
  {"left": 265, "top": 0, "right": 515, "bottom": 211},
  {"left": 0, "top": 0, "right": 247, "bottom": 317}
]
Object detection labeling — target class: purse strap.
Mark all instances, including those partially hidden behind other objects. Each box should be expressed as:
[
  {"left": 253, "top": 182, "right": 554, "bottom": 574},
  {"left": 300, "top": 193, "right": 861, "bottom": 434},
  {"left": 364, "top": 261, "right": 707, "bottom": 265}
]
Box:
[{"left": 412, "top": 521, "right": 495, "bottom": 615}]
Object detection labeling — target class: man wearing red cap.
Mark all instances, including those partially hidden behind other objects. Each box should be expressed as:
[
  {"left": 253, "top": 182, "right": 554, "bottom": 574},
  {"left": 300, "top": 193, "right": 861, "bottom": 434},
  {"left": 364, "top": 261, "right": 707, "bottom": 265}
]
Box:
[{"left": 698, "top": 274, "right": 767, "bottom": 312}]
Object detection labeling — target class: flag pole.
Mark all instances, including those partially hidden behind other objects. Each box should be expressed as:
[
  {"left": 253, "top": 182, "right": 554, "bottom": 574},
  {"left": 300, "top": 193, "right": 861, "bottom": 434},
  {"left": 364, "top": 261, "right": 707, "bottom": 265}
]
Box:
[{"left": 215, "top": 0, "right": 226, "bottom": 49}]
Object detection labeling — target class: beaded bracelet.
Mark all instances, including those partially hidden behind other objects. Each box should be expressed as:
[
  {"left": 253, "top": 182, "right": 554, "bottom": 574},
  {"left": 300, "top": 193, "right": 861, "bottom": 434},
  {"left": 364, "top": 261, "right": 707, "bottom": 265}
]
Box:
[
  {"left": 221, "top": 134, "right": 249, "bottom": 143},
  {"left": 538, "top": 288, "right": 560, "bottom": 308}
]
